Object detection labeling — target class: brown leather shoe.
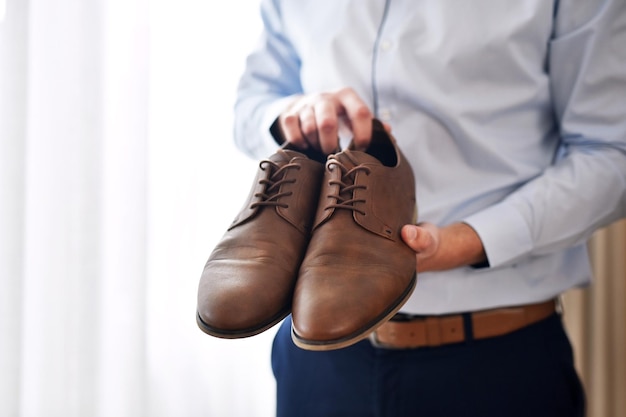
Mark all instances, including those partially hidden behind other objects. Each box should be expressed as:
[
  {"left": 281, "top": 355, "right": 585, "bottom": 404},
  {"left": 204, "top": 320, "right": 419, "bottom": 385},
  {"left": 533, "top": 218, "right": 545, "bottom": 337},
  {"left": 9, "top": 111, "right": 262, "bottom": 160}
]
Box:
[
  {"left": 291, "top": 119, "right": 417, "bottom": 350},
  {"left": 197, "top": 144, "right": 326, "bottom": 338}
]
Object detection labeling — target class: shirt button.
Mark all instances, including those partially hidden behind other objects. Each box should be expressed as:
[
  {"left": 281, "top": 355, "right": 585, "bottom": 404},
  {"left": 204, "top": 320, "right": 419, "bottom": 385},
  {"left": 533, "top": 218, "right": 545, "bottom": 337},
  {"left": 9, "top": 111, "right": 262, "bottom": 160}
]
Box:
[
  {"left": 379, "top": 108, "right": 392, "bottom": 121},
  {"left": 379, "top": 39, "right": 393, "bottom": 51}
]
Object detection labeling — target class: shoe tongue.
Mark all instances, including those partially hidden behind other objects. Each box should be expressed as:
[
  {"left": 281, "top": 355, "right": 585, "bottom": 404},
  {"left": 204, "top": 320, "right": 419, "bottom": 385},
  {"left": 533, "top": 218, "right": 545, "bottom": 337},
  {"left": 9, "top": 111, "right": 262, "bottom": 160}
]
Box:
[
  {"left": 271, "top": 148, "right": 307, "bottom": 164},
  {"left": 334, "top": 148, "right": 382, "bottom": 168}
]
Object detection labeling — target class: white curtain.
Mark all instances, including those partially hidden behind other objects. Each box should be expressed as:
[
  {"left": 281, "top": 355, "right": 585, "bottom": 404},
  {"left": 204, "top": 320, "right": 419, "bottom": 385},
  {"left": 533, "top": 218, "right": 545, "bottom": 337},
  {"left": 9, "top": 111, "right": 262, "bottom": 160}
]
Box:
[{"left": 0, "top": 1, "right": 277, "bottom": 416}]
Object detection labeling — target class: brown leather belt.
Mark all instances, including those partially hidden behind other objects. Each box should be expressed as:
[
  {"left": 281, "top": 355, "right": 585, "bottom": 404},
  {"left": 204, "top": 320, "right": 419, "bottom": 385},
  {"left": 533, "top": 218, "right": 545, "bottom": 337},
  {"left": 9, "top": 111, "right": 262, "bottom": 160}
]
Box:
[{"left": 370, "top": 299, "right": 558, "bottom": 349}]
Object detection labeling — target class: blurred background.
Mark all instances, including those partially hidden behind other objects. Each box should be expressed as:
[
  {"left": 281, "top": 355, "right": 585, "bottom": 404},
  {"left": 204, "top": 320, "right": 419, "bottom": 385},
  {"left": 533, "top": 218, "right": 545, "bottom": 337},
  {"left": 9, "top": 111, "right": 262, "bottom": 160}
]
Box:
[{"left": 0, "top": 1, "right": 624, "bottom": 416}]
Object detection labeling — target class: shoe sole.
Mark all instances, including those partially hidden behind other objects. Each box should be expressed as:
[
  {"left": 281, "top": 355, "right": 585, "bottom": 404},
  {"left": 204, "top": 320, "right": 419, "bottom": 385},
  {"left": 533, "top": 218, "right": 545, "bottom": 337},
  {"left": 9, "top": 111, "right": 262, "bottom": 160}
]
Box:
[
  {"left": 196, "top": 307, "right": 290, "bottom": 339},
  {"left": 290, "top": 273, "right": 417, "bottom": 351}
]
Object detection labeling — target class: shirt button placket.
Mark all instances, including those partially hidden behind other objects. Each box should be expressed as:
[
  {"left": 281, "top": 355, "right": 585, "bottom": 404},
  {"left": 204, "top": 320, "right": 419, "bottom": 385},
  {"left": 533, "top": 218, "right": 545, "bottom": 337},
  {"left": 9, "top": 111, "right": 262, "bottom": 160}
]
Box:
[{"left": 376, "top": 40, "right": 394, "bottom": 122}]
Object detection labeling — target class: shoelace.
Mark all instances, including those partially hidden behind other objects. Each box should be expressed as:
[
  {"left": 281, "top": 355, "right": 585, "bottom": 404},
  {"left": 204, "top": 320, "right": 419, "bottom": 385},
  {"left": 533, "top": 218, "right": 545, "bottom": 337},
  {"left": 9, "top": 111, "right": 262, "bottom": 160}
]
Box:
[
  {"left": 250, "top": 160, "right": 301, "bottom": 209},
  {"left": 325, "top": 159, "right": 371, "bottom": 215}
]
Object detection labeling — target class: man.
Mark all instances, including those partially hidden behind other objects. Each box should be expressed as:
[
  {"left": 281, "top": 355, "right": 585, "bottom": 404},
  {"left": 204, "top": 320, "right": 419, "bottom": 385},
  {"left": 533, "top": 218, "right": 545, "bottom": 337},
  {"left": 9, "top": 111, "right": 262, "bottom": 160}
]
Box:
[{"left": 231, "top": 1, "right": 626, "bottom": 416}]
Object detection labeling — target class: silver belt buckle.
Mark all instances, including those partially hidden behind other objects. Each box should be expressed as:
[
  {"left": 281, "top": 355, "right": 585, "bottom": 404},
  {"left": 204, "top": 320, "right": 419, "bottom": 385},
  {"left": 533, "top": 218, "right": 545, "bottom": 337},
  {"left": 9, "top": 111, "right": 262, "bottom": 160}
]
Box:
[
  {"left": 368, "top": 330, "right": 383, "bottom": 348},
  {"left": 368, "top": 329, "right": 400, "bottom": 350},
  {"left": 556, "top": 295, "right": 564, "bottom": 315}
]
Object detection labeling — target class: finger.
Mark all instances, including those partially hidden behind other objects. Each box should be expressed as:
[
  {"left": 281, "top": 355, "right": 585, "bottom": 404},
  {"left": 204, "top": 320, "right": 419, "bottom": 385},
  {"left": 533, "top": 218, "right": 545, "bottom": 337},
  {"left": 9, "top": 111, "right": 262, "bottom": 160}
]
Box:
[
  {"left": 335, "top": 88, "right": 373, "bottom": 150},
  {"left": 298, "top": 105, "right": 320, "bottom": 150},
  {"left": 278, "top": 112, "right": 308, "bottom": 149},
  {"left": 313, "top": 99, "right": 341, "bottom": 154}
]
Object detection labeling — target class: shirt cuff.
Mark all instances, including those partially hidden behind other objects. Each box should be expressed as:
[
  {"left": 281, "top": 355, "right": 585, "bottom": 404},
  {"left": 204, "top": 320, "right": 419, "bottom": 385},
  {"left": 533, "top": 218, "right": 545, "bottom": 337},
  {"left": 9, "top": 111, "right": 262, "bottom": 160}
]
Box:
[{"left": 462, "top": 202, "right": 533, "bottom": 269}]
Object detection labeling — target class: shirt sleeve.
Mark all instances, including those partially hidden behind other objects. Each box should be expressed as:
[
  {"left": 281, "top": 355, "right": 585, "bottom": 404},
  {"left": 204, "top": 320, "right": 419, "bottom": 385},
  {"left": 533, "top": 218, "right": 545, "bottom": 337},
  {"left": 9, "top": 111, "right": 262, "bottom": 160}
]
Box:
[
  {"left": 463, "top": 0, "right": 626, "bottom": 268},
  {"left": 232, "top": 0, "right": 303, "bottom": 159}
]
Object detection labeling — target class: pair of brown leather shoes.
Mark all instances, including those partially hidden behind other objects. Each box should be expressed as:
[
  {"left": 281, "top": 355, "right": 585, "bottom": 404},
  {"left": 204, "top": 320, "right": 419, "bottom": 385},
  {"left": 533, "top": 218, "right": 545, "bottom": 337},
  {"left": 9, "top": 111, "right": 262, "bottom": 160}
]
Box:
[{"left": 196, "top": 119, "right": 417, "bottom": 351}]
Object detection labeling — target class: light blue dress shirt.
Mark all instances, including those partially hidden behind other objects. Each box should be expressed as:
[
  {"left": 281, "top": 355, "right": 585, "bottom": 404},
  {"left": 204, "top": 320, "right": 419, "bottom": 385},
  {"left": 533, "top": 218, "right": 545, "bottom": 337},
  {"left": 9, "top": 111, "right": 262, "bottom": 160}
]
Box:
[{"left": 233, "top": 0, "right": 626, "bottom": 314}]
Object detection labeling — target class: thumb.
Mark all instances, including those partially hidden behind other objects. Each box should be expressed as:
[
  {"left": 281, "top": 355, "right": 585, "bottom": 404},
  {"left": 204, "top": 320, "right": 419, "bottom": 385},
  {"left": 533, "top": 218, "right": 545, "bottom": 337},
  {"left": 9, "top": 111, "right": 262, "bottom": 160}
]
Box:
[{"left": 401, "top": 223, "right": 438, "bottom": 256}]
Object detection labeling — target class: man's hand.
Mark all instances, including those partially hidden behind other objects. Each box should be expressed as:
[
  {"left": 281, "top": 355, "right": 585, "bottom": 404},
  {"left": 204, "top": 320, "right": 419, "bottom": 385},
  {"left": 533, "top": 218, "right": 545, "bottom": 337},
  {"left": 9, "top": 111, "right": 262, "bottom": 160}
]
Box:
[
  {"left": 401, "top": 222, "right": 487, "bottom": 273},
  {"left": 276, "top": 87, "right": 374, "bottom": 154}
]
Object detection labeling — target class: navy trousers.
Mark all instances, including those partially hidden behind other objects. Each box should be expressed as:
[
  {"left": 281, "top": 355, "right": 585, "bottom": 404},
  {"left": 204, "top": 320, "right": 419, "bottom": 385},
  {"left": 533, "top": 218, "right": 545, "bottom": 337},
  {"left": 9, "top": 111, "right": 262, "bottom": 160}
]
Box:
[{"left": 271, "top": 314, "right": 585, "bottom": 417}]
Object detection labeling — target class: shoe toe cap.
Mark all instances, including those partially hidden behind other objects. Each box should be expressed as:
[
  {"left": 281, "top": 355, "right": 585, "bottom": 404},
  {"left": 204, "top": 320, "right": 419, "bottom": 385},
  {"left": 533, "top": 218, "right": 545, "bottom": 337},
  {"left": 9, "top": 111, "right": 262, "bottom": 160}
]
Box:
[{"left": 197, "top": 262, "right": 294, "bottom": 336}]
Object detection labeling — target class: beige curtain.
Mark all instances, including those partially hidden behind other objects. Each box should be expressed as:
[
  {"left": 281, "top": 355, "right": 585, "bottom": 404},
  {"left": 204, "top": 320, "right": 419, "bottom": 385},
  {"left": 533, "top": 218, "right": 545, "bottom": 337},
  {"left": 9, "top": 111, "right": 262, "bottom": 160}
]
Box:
[{"left": 563, "top": 219, "right": 626, "bottom": 417}]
